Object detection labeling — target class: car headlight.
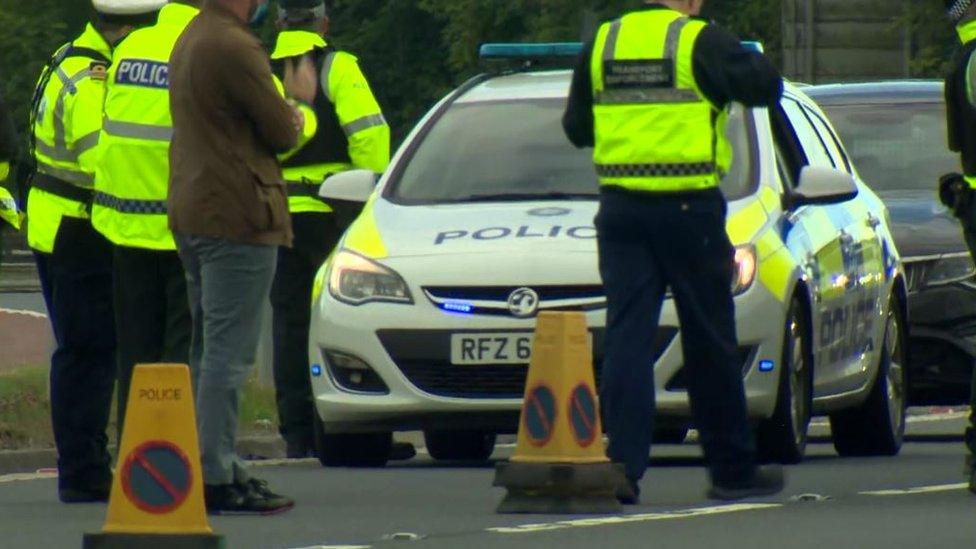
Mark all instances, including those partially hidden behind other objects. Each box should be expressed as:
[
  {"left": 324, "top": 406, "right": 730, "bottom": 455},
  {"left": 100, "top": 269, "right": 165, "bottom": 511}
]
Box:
[
  {"left": 732, "top": 245, "right": 757, "bottom": 296},
  {"left": 327, "top": 249, "right": 413, "bottom": 305},
  {"left": 923, "top": 254, "right": 976, "bottom": 288}
]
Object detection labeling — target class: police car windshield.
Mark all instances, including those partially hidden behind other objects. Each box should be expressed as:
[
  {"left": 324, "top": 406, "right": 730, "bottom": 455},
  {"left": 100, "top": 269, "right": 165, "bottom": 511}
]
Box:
[
  {"left": 821, "top": 102, "right": 960, "bottom": 192},
  {"left": 388, "top": 98, "right": 756, "bottom": 204}
]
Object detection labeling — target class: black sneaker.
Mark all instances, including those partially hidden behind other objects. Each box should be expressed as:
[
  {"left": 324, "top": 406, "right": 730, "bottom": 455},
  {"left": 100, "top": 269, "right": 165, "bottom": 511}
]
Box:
[
  {"left": 616, "top": 479, "right": 641, "bottom": 505},
  {"left": 205, "top": 479, "right": 294, "bottom": 515},
  {"left": 59, "top": 485, "right": 110, "bottom": 504},
  {"left": 707, "top": 465, "right": 785, "bottom": 501}
]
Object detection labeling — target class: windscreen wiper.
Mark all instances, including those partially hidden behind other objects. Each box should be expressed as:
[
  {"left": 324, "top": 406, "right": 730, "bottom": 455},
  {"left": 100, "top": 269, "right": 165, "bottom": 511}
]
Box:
[{"left": 447, "top": 191, "right": 597, "bottom": 203}]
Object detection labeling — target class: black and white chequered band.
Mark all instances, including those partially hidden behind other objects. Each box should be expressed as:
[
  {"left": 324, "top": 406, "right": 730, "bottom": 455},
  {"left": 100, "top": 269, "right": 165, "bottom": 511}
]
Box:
[
  {"left": 949, "top": 0, "right": 976, "bottom": 23},
  {"left": 94, "top": 191, "right": 167, "bottom": 215},
  {"left": 596, "top": 162, "right": 715, "bottom": 178}
]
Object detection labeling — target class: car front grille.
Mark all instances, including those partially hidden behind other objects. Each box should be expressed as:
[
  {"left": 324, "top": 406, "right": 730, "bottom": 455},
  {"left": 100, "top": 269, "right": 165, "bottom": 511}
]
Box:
[
  {"left": 904, "top": 262, "right": 931, "bottom": 293},
  {"left": 423, "top": 285, "right": 606, "bottom": 317},
  {"left": 377, "top": 327, "right": 678, "bottom": 399}
]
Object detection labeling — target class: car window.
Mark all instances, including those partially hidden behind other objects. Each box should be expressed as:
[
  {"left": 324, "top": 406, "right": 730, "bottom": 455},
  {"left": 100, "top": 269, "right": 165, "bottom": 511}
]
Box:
[
  {"left": 781, "top": 98, "right": 837, "bottom": 170},
  {"left": 386, "top": 98, "right": 758, "bottom": 204},
  {"left": 803, "top": 106, "right": 851, "bottom": 174},
  {"left": 819, "top": 101, "right": 961, "bottom": 192}
]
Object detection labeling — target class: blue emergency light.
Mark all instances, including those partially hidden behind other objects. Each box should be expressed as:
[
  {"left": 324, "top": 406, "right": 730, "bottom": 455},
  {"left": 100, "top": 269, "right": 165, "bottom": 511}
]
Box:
[
  {"left": 479, "top": 43, "right": 584, "bottom": 60},
  {"left": 741, "top": 41, "right": 765, "bottom": 53}
]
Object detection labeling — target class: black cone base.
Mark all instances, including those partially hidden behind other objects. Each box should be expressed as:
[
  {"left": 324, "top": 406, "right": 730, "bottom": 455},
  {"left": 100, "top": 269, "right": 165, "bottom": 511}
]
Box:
[
  {"left": 83, "top": 533, "right": 225, "bottom": 549},
  {"left": 494, "top": 461, "right": 628, "bottom": 514}
]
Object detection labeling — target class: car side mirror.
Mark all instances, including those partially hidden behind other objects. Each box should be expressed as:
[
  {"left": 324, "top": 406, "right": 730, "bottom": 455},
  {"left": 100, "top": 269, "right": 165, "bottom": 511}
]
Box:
[
  {"left": 788, "top": 166, "right": 858, "bottom": 208},
  {"left": 318, "top": 169, "right": 379, "bottom": 204}
]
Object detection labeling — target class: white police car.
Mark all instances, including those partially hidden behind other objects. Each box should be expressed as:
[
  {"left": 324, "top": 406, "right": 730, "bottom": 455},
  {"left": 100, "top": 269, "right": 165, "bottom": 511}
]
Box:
[{"left": 307, "top": 44, "right": 907, "bottom": 467}]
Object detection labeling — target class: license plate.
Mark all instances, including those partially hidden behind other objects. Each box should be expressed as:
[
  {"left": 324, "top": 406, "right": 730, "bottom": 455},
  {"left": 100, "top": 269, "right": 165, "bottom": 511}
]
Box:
[{"left": 450, "top": 333, "right": 534, "bottom": 365}]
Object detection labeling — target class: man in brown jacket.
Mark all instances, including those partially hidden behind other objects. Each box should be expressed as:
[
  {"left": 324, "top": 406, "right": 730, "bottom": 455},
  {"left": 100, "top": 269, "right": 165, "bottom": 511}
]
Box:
[{"left": 168, "top": 0, "right": 316, "bottom": 514}]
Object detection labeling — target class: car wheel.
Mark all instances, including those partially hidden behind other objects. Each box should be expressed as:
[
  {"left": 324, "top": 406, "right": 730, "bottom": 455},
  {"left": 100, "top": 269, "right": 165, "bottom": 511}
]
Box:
[
  {"left": 423, "top": 430, "right": 496, "bottom": 461},
  {"left": 757, "top": 297, "right": 812, "bottom": 464},
  {"left": 653, "top": 427, "right": 689, "bottom": 444},
  {"left": 830, "top": 294, "right": 907, "bottom": 457},
  {"left": 313, "top": 413, "right": 392, "bottom": 468}
]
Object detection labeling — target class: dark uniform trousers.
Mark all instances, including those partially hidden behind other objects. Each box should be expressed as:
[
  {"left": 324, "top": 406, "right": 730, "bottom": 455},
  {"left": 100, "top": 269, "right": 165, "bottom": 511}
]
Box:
[
  {"left": 112, "top": 245, "right": 192, "bottom": 436},
  {"left": 44, "top": 217, "right": 115, "bottom": 490},
  {"left": 271, "top": 212, "right": 342, "bottom": 449},
  {"left": 957, "top": 203, "right": 976, "bottom": 458},
  {"left": 596, "top": 188, "right": 756, "bottom": 483}
]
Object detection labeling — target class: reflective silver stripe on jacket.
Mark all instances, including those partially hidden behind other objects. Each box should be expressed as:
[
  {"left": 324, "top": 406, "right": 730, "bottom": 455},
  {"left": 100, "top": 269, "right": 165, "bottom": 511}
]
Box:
[
  {"left": 50, "top": 67, "right": 93, "bottom": 159},
  {"left": 103, "top": 118, "right": 173, "bottom": 141},
  {"left": 320, "top": 51, "right": 338, "bottom": 102},
  {"left": 595, "top": 162, "right": 715, "bottom": 178},
  {"left": 93, "top": 191, "right": 167, "bottom": 214},
  {"left": 342, "top": 114, "right": 387, "bottom": 137},
  {"left": 36, "top": 130, "right": 100, "bottom": 163},
  {"left": 36, "top": 162, "right": 94, "bottom": 187}
]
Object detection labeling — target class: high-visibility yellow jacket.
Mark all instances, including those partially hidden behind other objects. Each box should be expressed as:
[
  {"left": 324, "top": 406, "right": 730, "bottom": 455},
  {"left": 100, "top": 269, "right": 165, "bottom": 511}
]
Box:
[
  {"left": 270, "top": 30, "right": 390, "bottom": 214},
  {"left": 26, "top": 24, "right": 111, "bottom": 251},
  {"left": 590, "top": 9, "right": 731, "bottom": 193},
  {"left": 93, "top": 3, "right": 199, "bottom": 250},
  {"left": 0, "top": 162, "right": 18, "bottom": 230}
]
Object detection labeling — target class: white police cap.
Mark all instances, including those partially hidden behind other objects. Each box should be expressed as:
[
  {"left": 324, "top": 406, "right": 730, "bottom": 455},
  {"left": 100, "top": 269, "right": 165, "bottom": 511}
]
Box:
[{"left": 92, "top": 0, "right": 167, "bottom": 15}]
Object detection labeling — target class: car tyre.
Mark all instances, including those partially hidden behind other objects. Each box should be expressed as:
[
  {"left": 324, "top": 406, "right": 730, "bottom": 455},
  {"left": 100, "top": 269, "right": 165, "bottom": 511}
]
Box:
[
  {"left": 757, "top": 297, "right": 812, "bottom": 465},
  {"left": 423, "top": 430, "right": 496, "bottom": 461},
  {"left": 830, "top": 294, "right": 906, "bottom": 457},
  {"left": 313, "top": 413, "right": 392, "bottom": 468}
]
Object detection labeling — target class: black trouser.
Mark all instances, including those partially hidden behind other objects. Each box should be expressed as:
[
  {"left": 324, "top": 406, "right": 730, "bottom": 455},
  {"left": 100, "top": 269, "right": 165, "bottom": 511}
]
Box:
[
  {"left": 595, "top": 188, "right": 755, "bottom": 484},
  {"left": 271, "top": 212, "right": 341, "bottom": 449},
  {"left": 959, "top": 203, "right": 976, "bottom": 459},
  {"left": 113, "top": 245, "right": 192, "bottom": 437},
  {"left": 43, "top": 218, "right": 115, "bottom": 491}
]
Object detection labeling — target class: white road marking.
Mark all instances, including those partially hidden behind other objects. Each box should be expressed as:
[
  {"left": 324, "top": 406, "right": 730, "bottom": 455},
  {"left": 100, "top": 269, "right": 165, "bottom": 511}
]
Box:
[
  {"left": 286, "top": 545, "right": 371, "bottom": 549},
  {"left": 487, "top": 503, "right": 781, "bottom": 534},
  {"left": 859, "top": 483, "right": 968, "bottom": 496},
  {"left": 0, "top": 307, "right": 47, "bottom": 319},
  {"left": 0, "top": 471, "right": 58, "bottom": 484}
]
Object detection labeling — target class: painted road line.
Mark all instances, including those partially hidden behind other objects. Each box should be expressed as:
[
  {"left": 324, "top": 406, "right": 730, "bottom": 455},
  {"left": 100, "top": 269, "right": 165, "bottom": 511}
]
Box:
[
  {"left": 287, "top": 546, "right": 371, "bottom": 549},
  {"left": 487, "top": 503, "right": 781, "bottom": 534},
  {"left": 0, "top": 307, "right": 47, "bottom": 319},
  {"left": 0, "top": 471, "right": 58, "bottom": 484},
  {"left": 859, "top": 483, "right": 968, "bottom": 496}
]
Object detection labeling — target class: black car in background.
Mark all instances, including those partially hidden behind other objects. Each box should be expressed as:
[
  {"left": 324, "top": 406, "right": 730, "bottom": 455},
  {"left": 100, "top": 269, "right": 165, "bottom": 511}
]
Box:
[{"left": 808, "top": 81, "right": 975, "bottom": 405}]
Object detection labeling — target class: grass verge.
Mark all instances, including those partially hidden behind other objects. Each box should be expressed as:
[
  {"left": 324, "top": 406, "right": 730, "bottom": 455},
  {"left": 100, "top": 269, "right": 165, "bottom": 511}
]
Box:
[{"left": 0, "top": 365, "right": 279, "bottom": 451}]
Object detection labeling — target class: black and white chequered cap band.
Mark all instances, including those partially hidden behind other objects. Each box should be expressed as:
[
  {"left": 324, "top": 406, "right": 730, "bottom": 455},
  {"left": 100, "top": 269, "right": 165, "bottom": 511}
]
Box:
[{"left": 949, "top": 0, "right": 976, "bottom": 23}]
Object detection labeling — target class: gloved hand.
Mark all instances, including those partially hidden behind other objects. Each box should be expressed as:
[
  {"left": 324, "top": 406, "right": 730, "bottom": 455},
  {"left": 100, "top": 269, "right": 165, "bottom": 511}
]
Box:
[{"left": 939, "top": 172, "right": 972, "bottom": 219}]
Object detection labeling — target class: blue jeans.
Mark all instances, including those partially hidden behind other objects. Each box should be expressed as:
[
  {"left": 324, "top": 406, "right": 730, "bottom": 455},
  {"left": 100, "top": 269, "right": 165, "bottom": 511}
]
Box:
[{"left": 175, "top": 233, "right": 277, "bottom": 485}]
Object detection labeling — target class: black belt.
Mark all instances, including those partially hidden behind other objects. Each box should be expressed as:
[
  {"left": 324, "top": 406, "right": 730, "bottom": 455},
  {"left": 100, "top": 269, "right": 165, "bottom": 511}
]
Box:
[
  {"left": 287, "top": 176, "right": 336, "bottom": 202},
  {"left": 32, "top": 172, "right": 94, "bottom": 205}
]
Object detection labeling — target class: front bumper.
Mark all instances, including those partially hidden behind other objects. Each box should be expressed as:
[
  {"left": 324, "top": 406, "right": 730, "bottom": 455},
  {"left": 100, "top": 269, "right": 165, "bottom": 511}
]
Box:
[
  {"left": 309, "top": 282, "right": 787, "bottom": 434},
  {"left": 906, "top": 282, "right": 976, "bottom": 404}
]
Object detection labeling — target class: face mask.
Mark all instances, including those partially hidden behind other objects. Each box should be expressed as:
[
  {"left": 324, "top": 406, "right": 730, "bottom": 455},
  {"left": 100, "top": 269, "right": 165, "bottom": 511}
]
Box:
[{"left": 249, "top": 0, "right": 270, "bottom": 29}]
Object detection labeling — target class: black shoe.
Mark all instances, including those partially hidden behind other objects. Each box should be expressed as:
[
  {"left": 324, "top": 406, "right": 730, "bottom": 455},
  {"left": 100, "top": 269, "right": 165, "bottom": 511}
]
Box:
[
  {"left": 205, "top": 479, "right": 294, "bottom": 515},
  {"left": 59, "top": 485, "right": 110, "bottom": 504},
  {"left": 616, "top": 479, "right": 640, "bottom": 505},
  {"left": 707, "top": 465, "right": 785, "bottom": 501}
]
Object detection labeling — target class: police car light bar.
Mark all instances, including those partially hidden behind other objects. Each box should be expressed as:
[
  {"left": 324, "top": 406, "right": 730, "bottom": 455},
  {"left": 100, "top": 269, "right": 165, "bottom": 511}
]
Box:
[
  {"left": 480, "top": 43, "right": 584, "bottom": 60},
  {"left": 741, "top": 41, "right": 765, "bottom": 53}
]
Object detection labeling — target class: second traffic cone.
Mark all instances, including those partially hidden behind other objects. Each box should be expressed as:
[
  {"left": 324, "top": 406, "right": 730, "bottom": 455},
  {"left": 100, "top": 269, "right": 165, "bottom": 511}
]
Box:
[
  {"left": 494, "top": 312, "right": 628, "bottom": 514},
  {"left": 84, "top": 364, "right": 223, "bottom": 549}
]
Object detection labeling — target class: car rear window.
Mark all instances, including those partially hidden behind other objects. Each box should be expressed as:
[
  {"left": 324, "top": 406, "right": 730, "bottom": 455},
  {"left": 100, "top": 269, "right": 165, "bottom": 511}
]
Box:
[
  {"left": 820, "top": 102, "right": 960, "bottom": 192},
  {"left": 386, "top": 98, "right": 757, "bottom": 204}
]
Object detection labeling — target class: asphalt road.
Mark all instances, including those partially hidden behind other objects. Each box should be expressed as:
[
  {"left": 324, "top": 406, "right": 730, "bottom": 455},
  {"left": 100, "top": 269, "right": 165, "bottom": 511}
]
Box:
[{"left": 1, "top": 416, "right": 974, "bottom": 549}]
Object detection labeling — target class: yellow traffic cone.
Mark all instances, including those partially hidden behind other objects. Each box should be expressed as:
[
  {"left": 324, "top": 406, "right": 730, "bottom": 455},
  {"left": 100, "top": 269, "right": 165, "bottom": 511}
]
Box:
[
  {"left": 84, "top": 364, "right": 223, "bottom": 548},
  {"left": 494, "top": 312, "right": 628, "bottom": 513}
]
